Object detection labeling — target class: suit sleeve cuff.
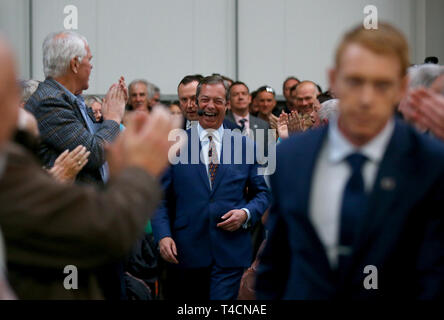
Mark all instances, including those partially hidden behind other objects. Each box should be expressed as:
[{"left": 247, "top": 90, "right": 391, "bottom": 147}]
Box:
[{"left": 241, "top": 208, "right": 251, "bottom": 229}]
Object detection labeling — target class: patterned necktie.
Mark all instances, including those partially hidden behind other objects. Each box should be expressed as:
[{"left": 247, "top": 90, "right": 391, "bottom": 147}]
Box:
[
  {"left": 337, "top": 153, "right": 368, "bottom": 269},
  {"left": 208, "top": 135, "right": 219, "bottom": 187},
  {"left": 239, "top": 118, "right": 247, "bottom": 133}
]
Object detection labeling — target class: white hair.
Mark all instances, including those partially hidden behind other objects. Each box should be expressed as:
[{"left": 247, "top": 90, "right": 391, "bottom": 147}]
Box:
[
  {"left": 319, "top": 99, "right": 338, "bottom": 121},
  {"left": 129, "top": 79, "right": 149, "bottom": 93},
  {"left": 42, "top": 31, "right": 88, "bottom": 78},
  {"left": 408, "top": 64, "right": 444, "bottom": 89},
  {"left": 20, "top": 79, "right": 40, "bottom": 103},
  {"left": 147, "top": 82, "right": 157, "bottom": 99}
]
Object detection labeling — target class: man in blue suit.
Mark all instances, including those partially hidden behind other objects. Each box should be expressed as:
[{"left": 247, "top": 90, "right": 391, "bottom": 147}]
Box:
[
  {"left": 256, "top": 23, "right": 444, "bottom": 299},
  {"left": 152, "top": 75, "right": 271, "bottom": 300}
]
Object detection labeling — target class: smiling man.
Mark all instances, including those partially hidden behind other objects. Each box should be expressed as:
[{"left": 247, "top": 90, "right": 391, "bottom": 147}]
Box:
[
  {"left": 128, "top": 79, "right": 150, "bottom": 112},
  {"left": 177, "top": 74, "right": 238, "bottom": 130},
  {"left": 256, "top": 23, "right": 444, "bottom": 299},
  {"left": 25, "top": 31, "right": 127, "bottom": 185},
  {"left": 152, "top": 75, "right": 271, "bottom": 300}
]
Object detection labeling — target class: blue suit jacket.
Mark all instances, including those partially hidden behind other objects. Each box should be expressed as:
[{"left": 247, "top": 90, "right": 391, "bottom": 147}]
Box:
[
  {"left": 25, "top": 78, "right": 120, "bottom": 184},
  {"left": 152, "top": 126, "right": 271, "bottom": 269},
  {"left": 256, "top": 119, "right": 444, "bottom": 299}
]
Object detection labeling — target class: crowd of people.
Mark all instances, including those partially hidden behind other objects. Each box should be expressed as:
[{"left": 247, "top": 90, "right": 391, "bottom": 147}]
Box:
[{"left": 0, "top": 20, "right": 444, "bottom": 300}]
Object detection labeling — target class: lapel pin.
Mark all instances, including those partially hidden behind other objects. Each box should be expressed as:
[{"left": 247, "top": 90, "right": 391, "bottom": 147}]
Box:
[
  {"left": 254, "top": 124, "right": 258, "bottom": 128},
  {"left": 380, "top": 177, "right": 396, "bottom": 191}
]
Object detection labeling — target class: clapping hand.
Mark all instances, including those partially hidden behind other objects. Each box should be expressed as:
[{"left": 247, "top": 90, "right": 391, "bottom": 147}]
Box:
[{"left": 48, "top": 145, "right": 90, "bottom": 183}]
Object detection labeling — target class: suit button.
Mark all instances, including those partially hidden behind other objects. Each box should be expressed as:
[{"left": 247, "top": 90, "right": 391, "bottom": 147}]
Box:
[{"left": 210, "top": 198, "right": 214, "bottom": 203}]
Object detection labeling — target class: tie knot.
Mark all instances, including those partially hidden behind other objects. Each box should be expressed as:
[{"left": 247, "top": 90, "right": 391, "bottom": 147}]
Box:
[
  {"left": 239, "top": 118, "right": 247, "bottom": 124},
  {"left": 208, "top": 135, "right": 213, "bottom": 142},
  {"left": 345, "top": 153, "right": 367, "bottom": 171}
]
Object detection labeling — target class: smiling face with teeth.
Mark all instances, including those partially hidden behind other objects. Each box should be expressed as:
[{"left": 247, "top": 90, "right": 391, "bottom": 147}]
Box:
[{"left": 197, "top": 83, "right": 228, "bottom": 129}]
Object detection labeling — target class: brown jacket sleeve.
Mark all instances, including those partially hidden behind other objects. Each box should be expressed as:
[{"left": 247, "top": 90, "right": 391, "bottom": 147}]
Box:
[{"left": 0, "top": 143, "right": 162, "bottom": 269}]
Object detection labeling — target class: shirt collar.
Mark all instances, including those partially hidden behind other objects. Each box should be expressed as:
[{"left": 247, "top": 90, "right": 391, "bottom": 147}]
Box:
[
  {"left": 52, "top": 79, "right": 84, "bottom": 105},
  {"left": 198, "top": 123, "right": 225, "bottom": 143},
  {"left": 232, "top": 112, "right": 249, "bottom": 125},
  {"left": 328, "top": 114, "right": 395, "bottom": 164}
]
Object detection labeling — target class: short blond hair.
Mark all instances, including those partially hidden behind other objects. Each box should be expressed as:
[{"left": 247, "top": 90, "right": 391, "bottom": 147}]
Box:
[{"left": 335, "top": 22, "right": 410, "bottom": 77}]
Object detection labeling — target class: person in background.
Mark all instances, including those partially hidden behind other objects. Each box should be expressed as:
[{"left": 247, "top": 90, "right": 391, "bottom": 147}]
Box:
[
  {"left": 18, "top": 79, "right": 90, "bottom": 184},
  {"left": 19, "top": 80, "right": 40, "bottom": 108},
  {"left": 148, "top": 83, "right": 161, "bottom": 108},
  {"left": 256, "top": 22, "right": 444, "bottom": 300},
  {"left": 256, "top": 86, "right": 279, "bottom": 131},
  {"left": 128, "top": 79, "right": 150, "bottom": 113},
  {"left": 249, "top": 90, "right": 260, "bottom": 117},
  {"left": 275, "top": 76, "right": 300, "bottom": 115},
  {"left": 25, "top": 31, "right": 127, "bottom": 186},
  {"left": 169, "top": 101, "right": 182, "bottom": 119},
  {"left": 85, "top": 95, "right": 103, "bottom": 122},
  {"left": 398, "top": 64, "right": 444, "bottom": 138},
  {"left": 0, "top": 33, "right": 181, "bottom": 299}
]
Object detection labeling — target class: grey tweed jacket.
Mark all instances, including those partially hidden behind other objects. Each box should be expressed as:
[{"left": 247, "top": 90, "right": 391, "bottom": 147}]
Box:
[{"left": 25, "top": 78, "right": 120, "bottom": 185}]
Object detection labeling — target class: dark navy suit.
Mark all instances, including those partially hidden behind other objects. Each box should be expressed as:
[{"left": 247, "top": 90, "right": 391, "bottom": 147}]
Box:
[
  {"left": 256, "top": 119, "right": 444, "bottom": 299},
  {"left": 152, "top": 125, "right": 271, "bottom": 299}
]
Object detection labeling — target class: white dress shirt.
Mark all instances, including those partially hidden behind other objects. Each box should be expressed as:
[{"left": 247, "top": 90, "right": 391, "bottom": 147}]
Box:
[
  {"left": 197, "top": 123, "right": 251, "bottom": 227},
  {"left": 309, "top": 116, "right": 395, "bottom": 268},
  {"left": 232, "top": 113, "right": 251, "bottom": 136}
]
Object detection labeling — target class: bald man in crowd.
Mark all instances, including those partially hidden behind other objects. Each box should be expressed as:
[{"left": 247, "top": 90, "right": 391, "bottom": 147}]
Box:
[
  {"left": 290, "top": 80, "right": 320, "bottom": 116},
  {"left": 0, "top": 35, "right": 180, "bottom": 299}
]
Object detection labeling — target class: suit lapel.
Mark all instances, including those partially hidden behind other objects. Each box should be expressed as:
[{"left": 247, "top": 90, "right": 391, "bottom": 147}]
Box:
[
  {"left": 249, "top": 116, "right": 259, "bottom": 130},
  {"left": 342, "top": 121, "right": 415, "bottom": 278},
  {"left": 187, "top": 128, "right": 211, "bottom": 192},
  {"left": 293, "top": 127, "right": 337, "bottom": 276},
  {"left": 225, "top": 111, "right": 235, "bottom": 123}
]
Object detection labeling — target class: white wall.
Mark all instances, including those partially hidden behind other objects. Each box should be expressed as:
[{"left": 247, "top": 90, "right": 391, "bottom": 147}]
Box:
[
  {"left": 238, "top": 0, "right": 418, "bottom": 95},
  {"left": 30, "top": 0, "right": 236, "bottom": 95},
  {"left": 425, "top": 0, "right": 444, "bottom": 63},
  {"left": 0, "top": 0, "right": 30, "bottom": 79},
  {"left": 1, "top": 0, "right": 443, "bottom": 96}
]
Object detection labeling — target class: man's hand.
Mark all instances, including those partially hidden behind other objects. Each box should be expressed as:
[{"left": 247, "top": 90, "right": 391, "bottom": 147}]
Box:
[
  {"left": 277, "top": 112, "right": 289, "bottom": 139},
  {"left": 48, "top": 145, "right": 90, "bottom": 183},
  {"left": 410, "top": 88, "right": 444, "bottom": 140},
  {"left": 102, "top": 80, "right": 127, "bottom": 123},
  {"left": 288, "top": 110, "right": 303, "bottom": 133},
  {"left": 217, "top": 209, "right": 248, "bottom": 232},
  {"left": 159, "top": 237, "right": 179, "bottom": 264},
  {"left": 118, "top": 76, "right": 128, "bottom": 102},
  {"left": 268, "top": 113, "right": 279, "bottom": 130}
]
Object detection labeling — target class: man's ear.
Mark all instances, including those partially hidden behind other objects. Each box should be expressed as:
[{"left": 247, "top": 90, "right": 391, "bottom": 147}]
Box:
[
  {"left": 70, "top": 57, "right": 79, "bottom": 74},
  {"left": 246, "top": 94, "right": 252, "bottom": 105}
]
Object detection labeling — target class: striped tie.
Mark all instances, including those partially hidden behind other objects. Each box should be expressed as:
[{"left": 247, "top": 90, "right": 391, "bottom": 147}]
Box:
[{"left": 208, "top": 135, "right": 219, "bottom": 187}]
